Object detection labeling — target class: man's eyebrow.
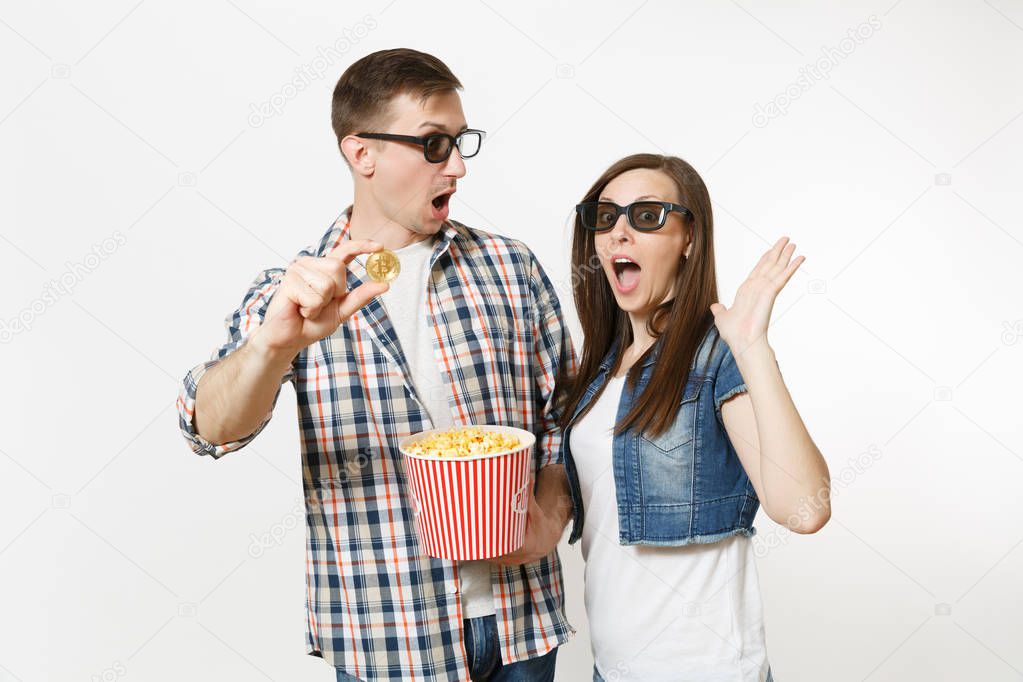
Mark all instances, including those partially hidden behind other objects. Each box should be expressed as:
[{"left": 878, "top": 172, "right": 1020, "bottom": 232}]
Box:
[{"left": 418, "top": 121, "right": 469, "bottom": 134}]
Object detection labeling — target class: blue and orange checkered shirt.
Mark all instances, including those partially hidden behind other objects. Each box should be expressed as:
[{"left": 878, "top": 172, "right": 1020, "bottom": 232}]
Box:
[{"left": 176, "top": 210, "right": 577, "bottom": 681}]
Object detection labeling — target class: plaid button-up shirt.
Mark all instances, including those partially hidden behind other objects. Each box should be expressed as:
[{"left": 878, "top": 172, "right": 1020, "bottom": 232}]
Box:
[{"left": 176, "top": 210, "right": 577, "bottom": 681}]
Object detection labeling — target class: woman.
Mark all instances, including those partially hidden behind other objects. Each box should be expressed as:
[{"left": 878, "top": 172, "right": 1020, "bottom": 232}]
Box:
[{"left": 556, "top": 154, "right": 831, "bottom": 681}]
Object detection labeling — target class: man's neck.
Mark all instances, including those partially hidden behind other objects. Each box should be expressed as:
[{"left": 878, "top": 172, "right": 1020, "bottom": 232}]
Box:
[{"left": 347, "top": 203, "right": 434, "bottom": 251}]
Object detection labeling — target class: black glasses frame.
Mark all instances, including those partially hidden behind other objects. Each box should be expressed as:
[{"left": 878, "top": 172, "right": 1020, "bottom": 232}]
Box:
[
  {"left": 575, "top": 200, "right": 693, "bottom": 232},
  {"left": 354, "top": 129, "right": 486, "bottom": 163}
]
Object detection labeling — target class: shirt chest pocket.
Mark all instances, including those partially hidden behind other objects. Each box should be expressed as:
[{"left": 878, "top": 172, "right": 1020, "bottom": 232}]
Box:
[
  {"left": 463, "top": 308, "right": 521, "bottom": 362},
  {"left": 635, "top": 378, "right": 704, "bottom": 505}
]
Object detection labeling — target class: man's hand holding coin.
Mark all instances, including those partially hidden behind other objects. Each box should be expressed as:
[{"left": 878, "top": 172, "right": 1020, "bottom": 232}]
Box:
[{"left": 252, "top": 240, "right": 392, "bottom": 357}]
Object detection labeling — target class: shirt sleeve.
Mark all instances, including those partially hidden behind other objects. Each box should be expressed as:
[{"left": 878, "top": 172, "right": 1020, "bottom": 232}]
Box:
[
  {"left": 528, "top": 249, "right": 578, "bottom": 470},
  {"left": 713, "top": 339, "right": 749, "bottom": 430},
  {"left": 176, "top": 267, "right": 293, "bottom": 459}
]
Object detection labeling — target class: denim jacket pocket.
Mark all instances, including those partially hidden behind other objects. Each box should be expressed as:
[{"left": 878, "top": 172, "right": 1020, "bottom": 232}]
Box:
[
  {"left": 635, "top": 378, "right": 704, "bottom": 508},
  {"left": 637, "top": 377, "right": 703, "bottom": 456}
]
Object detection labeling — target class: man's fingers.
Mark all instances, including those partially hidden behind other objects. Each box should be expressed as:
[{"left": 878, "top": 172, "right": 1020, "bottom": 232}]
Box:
[
  {"left": 324, "top": 239, "right": 383, "bottom": 266},
  {"left": 294, "top": 288, "right": 324, "bottom": 317},
  {"left": 292, "top": 263, "right": 333, "bottom": 299},
  {"left": 300, "top": 256, "right": 349, "bottom": 296},
  {"left": 288, "top": 264, "right": 334, "bottom": 319},
  {"left": 337, "top": 281, "right": 389, "bottom": 321}
]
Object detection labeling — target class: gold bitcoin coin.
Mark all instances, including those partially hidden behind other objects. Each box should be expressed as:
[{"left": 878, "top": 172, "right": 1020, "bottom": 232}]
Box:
[{"left": 365, "top": 249, "right": 401, "bottom": 283}]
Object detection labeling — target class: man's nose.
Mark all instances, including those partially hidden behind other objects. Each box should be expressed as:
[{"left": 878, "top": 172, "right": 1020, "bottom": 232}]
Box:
[{"left": 443, "top": 148, "right": 467, "bottom": 178}]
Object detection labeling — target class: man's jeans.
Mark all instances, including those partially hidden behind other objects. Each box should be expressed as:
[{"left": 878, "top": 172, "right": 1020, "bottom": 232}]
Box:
[{"left": 335, "top": 614, "right": 558, "bottom": 682}]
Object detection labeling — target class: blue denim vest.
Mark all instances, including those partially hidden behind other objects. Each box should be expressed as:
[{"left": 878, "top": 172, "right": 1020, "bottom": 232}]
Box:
[{"left": 563, "top": 324, "right": 759, "bottom": 546}]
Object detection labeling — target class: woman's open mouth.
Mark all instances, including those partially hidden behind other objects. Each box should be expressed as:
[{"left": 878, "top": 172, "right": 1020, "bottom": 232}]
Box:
[{"left": 611, "top": 256, "right": 641, "bottom": 294}]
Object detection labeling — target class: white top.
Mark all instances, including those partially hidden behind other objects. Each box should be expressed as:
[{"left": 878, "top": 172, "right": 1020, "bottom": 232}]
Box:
[
  {"left": 375, "top": 235, "right": 495, "bottom": 619},
  {"left": 570, "top": 374, "right": 771, "bottom": 681}
]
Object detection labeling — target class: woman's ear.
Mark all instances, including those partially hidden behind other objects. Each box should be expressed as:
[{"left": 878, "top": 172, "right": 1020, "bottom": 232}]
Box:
[{"left": 340, "top": 135, "right": 374, "bottom": 177}]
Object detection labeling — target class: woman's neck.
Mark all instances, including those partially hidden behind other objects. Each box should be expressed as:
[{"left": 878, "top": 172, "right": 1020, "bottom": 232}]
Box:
[
  {"left": 627, "top": 311, "right": 655, "bottom": 352},
  {"left": 616, "top": 311, "right": 656, "bottom": 376}
]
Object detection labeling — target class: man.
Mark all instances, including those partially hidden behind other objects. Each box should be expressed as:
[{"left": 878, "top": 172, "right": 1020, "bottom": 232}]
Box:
[{"left": 176, "top": 48, "right": 576, "bottom": 681}]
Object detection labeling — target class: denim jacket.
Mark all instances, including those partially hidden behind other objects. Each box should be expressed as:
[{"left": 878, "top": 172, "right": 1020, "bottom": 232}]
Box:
[{"left": 563, "top": 323, "right": 760, "bottom": 546}]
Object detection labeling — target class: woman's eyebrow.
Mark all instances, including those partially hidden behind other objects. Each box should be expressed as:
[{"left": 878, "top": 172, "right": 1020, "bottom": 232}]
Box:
[{"left": 596, "top": 194, "right": 662, "bottom": 202}]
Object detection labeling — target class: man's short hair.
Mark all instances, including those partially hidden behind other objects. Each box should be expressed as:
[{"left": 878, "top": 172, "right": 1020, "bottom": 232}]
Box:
[{"left": 331, "top": 48, "right": 462, "bottom": 159}]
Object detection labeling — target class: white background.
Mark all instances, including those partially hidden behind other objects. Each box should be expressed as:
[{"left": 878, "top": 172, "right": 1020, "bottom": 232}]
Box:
[{"left": 2, "top": 1, "right": 1022, "bottom": 680}]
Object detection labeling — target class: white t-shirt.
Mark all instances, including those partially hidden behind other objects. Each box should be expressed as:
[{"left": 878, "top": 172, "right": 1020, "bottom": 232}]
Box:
[
  {"left": 375, "top": 234, "right": 495, "bottom": 619},
  {"left": 570, "top": 374, "right": 771, "bottom": 682}
]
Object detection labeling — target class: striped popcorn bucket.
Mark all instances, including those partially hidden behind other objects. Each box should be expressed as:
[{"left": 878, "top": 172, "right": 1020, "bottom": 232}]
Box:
[{"left": 400, "top": 426, "right": 536, "bottom": 561}]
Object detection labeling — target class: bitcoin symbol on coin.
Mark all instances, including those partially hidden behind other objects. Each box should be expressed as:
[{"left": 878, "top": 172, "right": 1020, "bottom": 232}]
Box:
[{"left": 365, "top": 249, "right": 401, "bottom": 283}]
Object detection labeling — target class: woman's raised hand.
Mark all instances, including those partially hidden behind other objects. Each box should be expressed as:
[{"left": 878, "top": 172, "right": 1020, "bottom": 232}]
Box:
[{"left": 709, "top": 236, "right": 804, "bottom": 353}]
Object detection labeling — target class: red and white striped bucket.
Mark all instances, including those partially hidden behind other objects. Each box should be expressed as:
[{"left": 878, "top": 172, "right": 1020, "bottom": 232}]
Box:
[{"left": 400, "top": 426, "right": 535, "bottom": 561}]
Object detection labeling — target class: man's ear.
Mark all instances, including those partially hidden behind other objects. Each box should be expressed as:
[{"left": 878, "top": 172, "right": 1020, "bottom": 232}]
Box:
[{"left": 340, "top": 135, "right": 374, "bottom": 177}]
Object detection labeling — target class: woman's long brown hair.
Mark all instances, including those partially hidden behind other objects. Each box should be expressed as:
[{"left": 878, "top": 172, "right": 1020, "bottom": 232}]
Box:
[{"left": 555, "top": 153, "right": 720, "bottom": 437}]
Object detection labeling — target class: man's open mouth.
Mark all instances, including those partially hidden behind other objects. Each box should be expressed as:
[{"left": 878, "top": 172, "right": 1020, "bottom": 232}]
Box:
[{"left": 431, "top": 190, "right": 454, "bottom": 211}]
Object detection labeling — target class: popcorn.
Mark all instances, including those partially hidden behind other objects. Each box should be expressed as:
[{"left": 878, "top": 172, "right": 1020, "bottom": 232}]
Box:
[{"left": 406, "top": 426, "right": 521, "bottom": 459}]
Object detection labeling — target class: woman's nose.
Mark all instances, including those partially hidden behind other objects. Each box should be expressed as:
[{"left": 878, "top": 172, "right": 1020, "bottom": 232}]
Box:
[{"left": 608, "top": 215, "right": 632, "bottom": 242}]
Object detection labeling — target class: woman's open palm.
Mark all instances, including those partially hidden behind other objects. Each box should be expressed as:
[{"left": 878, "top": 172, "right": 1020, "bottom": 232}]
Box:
[{"left": 709, "top": 236, "right": 805, "bottom": 352}]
